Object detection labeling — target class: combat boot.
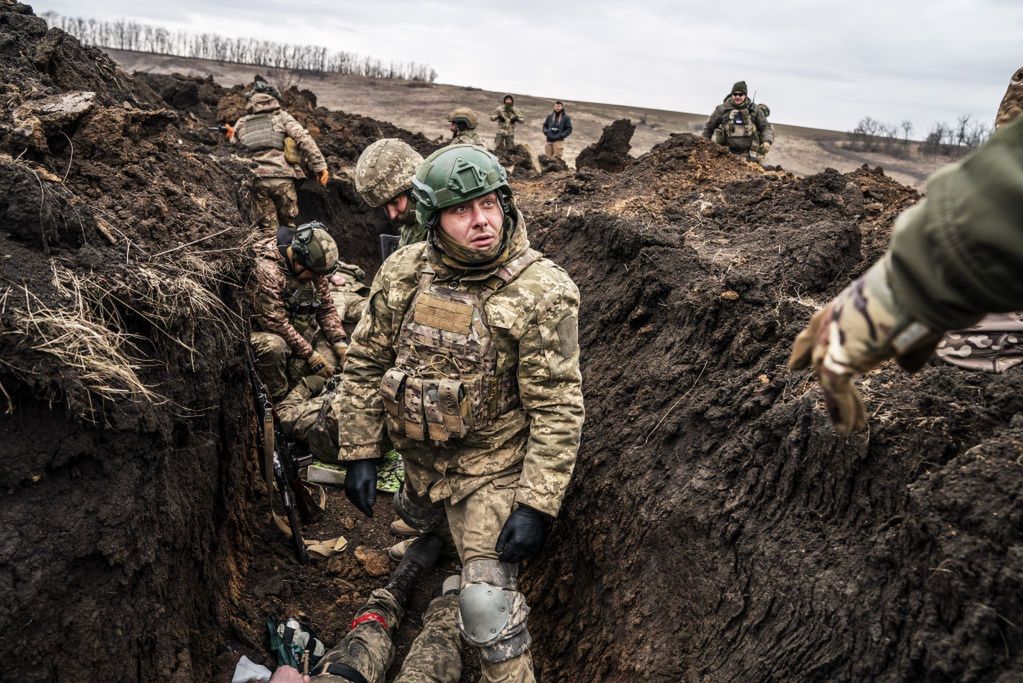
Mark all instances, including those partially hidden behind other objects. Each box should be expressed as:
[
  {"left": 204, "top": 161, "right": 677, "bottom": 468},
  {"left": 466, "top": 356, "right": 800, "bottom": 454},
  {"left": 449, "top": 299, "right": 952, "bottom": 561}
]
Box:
[{"left": 385, "top": 534, "right": 443, "bottom": 607}]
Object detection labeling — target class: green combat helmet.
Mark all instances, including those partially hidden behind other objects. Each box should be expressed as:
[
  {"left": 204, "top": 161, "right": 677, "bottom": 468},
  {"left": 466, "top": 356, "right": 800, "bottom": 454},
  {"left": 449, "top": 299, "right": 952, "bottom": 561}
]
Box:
[
  {"left": 354, "top": 139, "right": 425, "bottom": 208},
  {"left": 448, "top": 107, "right": 479, "bottom": 130},
  {"left": 289, "top": 221, "right": 338, "bottom": 275},
  {"left": 247, "top": 80, "right": 283, "bottom": 102},
  {"left": 411, "top": 144, "right": 512, "bottom": 230}
]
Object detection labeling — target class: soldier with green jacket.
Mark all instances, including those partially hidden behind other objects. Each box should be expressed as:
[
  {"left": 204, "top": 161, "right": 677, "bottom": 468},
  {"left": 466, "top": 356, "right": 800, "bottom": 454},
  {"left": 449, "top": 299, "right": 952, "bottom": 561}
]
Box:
[
  {"left": 702, "top": 80, "right": 774, "bottom": 159},
  {"left": 490, "top": 94, "right": 524, "bottom": 153},
  {"left": 335, "top": 144, "right": 585, "bottom": 683},
  {"left": 448, "top": 107, "right": 487, "bottom": 148},
  {"left": 789, "top": 115, "right": 1023, "bottom": 433},
  {"left": 355, "top": 138, "right": 428, "bottom": 248},
  {"left": 229, "top": 82, "right": 330, "bottom": 234}
]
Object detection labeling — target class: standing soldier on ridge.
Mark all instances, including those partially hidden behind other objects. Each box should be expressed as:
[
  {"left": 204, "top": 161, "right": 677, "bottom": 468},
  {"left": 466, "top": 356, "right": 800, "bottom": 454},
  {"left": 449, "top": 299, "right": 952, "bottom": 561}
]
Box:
[
  {"left": 702, "top": 80, "right": 774, "bottom": 161},
  {"left": 227, "top": 82, "right": 330, "bottom": 234},
  {"left": 336, "top": 144, "right": 584, "bottom": 682},
  {"left": 490, "top": 94, "right": 524, "bottom": 154}
]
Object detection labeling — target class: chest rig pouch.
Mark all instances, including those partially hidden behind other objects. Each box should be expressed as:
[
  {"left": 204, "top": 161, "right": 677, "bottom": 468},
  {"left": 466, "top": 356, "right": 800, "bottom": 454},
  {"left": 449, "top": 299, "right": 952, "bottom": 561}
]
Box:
[
  {"left": 282, "top": 277, "right": 321, "bottom": 336},
  {"left": 380, "top": 249, "right": 540, "bottom": 444},
  {"left": 725, "top": 108, "right": 756, "bottom": 140},
  {"left": 237, "top": 112, "right": 286, "bottom": 151}
]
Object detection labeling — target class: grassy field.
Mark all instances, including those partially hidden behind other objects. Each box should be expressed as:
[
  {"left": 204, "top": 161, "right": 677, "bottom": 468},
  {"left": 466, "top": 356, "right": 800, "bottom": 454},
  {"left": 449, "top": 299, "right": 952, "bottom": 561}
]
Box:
[{"left": 108, "top": 49, "right": 953, "bottom": 188}]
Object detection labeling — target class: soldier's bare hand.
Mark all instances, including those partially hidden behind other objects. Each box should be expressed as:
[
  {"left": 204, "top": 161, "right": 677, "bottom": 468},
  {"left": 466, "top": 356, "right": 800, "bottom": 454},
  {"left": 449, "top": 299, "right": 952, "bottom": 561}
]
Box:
[
  {"left": 332, "top": 341, "right": 349, "bottom": 369},
  {"left": 317, "top": 169, "right": 330, "bottom": 186}
]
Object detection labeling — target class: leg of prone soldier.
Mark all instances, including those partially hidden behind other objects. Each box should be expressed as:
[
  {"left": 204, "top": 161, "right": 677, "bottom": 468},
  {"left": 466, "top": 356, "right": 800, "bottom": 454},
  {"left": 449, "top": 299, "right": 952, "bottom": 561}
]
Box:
[{"left": 304, "top": 535, "right": 461, "bottom": 683}]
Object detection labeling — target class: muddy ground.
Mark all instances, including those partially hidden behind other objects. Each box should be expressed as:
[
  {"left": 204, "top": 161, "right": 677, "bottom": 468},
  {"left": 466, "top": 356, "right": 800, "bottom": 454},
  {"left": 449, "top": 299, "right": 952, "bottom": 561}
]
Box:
[{"left": 2, "top": 5, "right": 1021, "bottom": 682}]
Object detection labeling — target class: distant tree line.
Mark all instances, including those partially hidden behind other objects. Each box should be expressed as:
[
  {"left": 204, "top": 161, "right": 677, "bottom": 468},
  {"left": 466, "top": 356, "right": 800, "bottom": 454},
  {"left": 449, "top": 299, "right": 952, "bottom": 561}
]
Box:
[
  {"left": 40, "top": 11, "right": 438, "bottom": 83},
  {"left": 847, "top": 114, "right": 991, "bottom": 159}
]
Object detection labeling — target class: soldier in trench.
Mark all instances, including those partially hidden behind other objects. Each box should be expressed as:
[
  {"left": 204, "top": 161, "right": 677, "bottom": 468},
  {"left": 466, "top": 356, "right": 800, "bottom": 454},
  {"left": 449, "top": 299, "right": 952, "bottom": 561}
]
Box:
[
  {"left": 335, "top": 144, "right": 585, "bottom": 682},
  {"left": 788, "top": 112, "right": 1023, "bottom": 433},
  {"left": 226, "top": 81, "right": 330, "bottom": 235},
  {"left": 702, "top": 80, "right": 774, "bottom": 161},
  {"left": 355, "top": 138, "right": 428, "bottom": 249}
]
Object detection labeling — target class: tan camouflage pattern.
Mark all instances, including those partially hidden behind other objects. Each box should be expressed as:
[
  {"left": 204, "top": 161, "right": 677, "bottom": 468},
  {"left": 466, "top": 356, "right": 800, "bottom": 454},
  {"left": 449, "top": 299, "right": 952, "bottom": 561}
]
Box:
[
  {"left": 335, "top": 215, "right": 584, "bottom": 518},
  {"left": 450, "top": 129, "right": 487, "bottom": 149},
  {"left": 702, "top": 98, "right": 774, "bottom": 153},
  {"left": 252, "top": 177, "right": 299, "bottom": 233},
  {"left": 493, "top": 131, "right": 515, "bottom": 154},
  {"left": 995, "top": 66, "right": 1023, "bottom": 129},
  {"left": 276, "top": 375, "right": 342, "bottom": 461},
  {"left": 251, "top": 331, "right": 291, "bottom": 399},
  {"left": 251, "top": 237, "right": 346, "bottom": 360},
  {"left": 355, "top": 139, "right": 425, "bottom": 208},
  {"left": 311, "top": 590, "right": 460, "bottom": 683},
  {"left": 936, "top": 312, "right": 1023, "bottom": 373},
  {"left": 405, "top": 463, "right": 535, "bottom": 680},
  {"left": 232, "top": 94, "right": 327, "bottom": 179},
  {"left": 329, "top": 262, "right": 370, "bottom": 324},
  {"left": 448, "top": 107, "right": 479, "bottom": 129},
  {"left": 491, "top": 105, "right": 523, "bottom": 154},
  {"left": 392, "top": 595, "right": 462, "bottom": 683}
]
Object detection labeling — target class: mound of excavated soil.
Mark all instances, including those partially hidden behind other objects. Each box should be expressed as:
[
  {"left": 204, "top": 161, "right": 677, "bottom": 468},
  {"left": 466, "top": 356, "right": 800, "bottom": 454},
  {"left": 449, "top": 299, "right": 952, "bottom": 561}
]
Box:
[
  {"left": 575, "top": 118, "right": 636, "bottom": 172},
  {"left": 515, "top": 134, "right": 1023, "bottom": 680}
]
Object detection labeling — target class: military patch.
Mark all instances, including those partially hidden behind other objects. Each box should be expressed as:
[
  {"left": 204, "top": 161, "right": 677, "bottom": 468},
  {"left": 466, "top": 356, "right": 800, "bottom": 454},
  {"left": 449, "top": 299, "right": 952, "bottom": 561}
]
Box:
[
  {"left": 556, "top": 315, "right": 579, "bottom": 358},
  {"left": 414, "top": 293, "right": 473, "bottom": 334}
]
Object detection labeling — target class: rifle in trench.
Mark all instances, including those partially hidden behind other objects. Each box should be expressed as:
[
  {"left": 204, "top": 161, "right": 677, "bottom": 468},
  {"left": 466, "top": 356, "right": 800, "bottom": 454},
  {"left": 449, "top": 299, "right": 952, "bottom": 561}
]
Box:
[{"left": 246, "top": 356, "right": 323, "bottom": 564}]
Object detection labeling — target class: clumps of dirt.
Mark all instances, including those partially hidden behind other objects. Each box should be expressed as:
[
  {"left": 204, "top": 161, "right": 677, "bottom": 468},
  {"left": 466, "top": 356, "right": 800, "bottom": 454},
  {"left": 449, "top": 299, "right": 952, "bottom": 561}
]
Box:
[
  {"left": 497, "top": 141, "right": 539, "bottom": 177},
  {"left": 512, "top": 131, "right": 1020, "bottom": 680},
  {"left": 538, "top": 153, "right": 569, "bottom": 174},
  {"left": 574, "top": 118, "right": 635, "bottom": 172}
]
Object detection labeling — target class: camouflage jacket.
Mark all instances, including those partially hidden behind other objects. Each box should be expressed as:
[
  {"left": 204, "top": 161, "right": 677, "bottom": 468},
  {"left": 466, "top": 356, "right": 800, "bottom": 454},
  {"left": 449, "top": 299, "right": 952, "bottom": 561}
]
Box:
[
  {"left": 252, "top": 237, "right": 346, "bottom": 359},
  {"left": 701, "top": 98, "right": 774, "bottom": 151},
  {"left": 450, "top": 129, "right": 487, "bottom": 148},
  {"left": 232, "top": 94, "right": 327, "bottom": 179},
  {"left": 886, "top": 116, "right": 1023, "bottom": 331},
  {"left": 490, "top": 106, "right": 524, "bottom": 133},
  {"left": 335, "top": 216, "right": 584, "bottom": 517}
]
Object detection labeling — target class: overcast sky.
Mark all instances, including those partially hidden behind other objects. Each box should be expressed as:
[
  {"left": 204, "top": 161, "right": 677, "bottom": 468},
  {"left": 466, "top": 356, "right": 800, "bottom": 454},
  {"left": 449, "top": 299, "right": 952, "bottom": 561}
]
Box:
[{"left": 35, "top": 0, "right": 1023, "bottom": 135}]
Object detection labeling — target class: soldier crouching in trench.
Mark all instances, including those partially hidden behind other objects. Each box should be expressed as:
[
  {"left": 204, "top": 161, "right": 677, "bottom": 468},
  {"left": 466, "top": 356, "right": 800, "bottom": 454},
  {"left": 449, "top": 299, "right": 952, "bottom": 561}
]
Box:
[{"left": 333, "top": 144, "right": 585, "bottom": 682}]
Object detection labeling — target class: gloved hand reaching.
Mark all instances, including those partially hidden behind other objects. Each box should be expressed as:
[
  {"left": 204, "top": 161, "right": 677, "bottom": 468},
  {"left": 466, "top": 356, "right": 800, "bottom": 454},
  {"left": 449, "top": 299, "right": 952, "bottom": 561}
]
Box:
[
  {"left": 345, "top": 459, "right": 379, "bottom": 517},
  {"left": 788, "top": 258, "right": 940, "bottom": 433},
  {"left": 495, "top": 505, "right": 553, "bottom": 564},
  {"left": 306, "top": 350, "right": 333, "bottom": 379}
]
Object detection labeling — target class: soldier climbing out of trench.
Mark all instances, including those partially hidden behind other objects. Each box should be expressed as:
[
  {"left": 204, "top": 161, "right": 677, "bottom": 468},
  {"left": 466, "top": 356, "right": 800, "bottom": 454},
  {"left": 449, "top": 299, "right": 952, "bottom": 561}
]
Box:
[
  {"left": 335, "top": 144, "right": 585, "bottom": 683},
  {"left": 250, "top": 222, "right": 348, "bottom": 403},
  {"left": 788, "top": 112, "right": 1023, "bottom": 433},
  {"left": 267, "top": 534, "right": 463, "bottom": 683},
  {"left": 702, "top": 80, "right": 774, "bottom": 161},
  {"left": 225, "top": 81, "right": 330, "bottom": 235}
]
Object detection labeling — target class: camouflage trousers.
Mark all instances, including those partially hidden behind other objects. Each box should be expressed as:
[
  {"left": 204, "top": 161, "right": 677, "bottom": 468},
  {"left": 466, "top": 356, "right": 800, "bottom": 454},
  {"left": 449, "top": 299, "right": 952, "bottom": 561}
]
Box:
[
  {"left": 400, "top": 463, "right": 537, "bottom": 683},
  {"left": 252, "top": 177, "right": 299, "bottom": 235},
  {"left": 277, "top": 375, "right": 339, "bottom": 462},
  {"left": 250, "top": 330, "right": 338, "bottom": 399},
  {"left": 493, "top": 131, "right": 516, "bottom": 154},
  {"left": 312, "top": 590, "right": 462, "bottom": 683}
]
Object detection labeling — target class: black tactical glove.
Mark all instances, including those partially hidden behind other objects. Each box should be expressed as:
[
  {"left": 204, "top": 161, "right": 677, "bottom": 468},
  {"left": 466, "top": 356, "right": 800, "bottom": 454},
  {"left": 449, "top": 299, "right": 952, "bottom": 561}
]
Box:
[
  {"left": 495, "top": 505, "right": 553, "bottom": 564},
  {"left": 345, "top": 459, "right": 378, "bottom": 518}
]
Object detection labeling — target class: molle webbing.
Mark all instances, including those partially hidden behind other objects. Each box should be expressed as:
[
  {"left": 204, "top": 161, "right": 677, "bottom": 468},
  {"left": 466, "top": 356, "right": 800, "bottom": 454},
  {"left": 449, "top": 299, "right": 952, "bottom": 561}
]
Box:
[{"left": 238, "top": 112, "right": 285, "bottom": 151}]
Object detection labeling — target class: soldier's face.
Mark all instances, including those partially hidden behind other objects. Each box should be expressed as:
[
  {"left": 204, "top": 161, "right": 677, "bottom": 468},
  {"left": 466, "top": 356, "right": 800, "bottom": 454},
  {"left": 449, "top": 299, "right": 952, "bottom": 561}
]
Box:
[
  {"left": 553, "top": 103, "right": 563, "bottom": 112},
  {"left": 449, "top": 121, "right": 458, "bottom": 134},
  {"left": 439, "top": 192, "right": 503, "bottom": 251},
  {"left": 384, "top": 194, "right": 411, "bottom": 223},
  {"left": 731, "top": 92, "right": 747, "bottom": 105}
]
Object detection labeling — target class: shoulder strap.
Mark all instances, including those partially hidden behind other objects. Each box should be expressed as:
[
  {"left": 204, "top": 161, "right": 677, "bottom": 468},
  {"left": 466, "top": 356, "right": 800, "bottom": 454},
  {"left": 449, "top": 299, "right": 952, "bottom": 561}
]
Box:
[{"left": 483, "top": 248, "right": 542, "bottom": 293}]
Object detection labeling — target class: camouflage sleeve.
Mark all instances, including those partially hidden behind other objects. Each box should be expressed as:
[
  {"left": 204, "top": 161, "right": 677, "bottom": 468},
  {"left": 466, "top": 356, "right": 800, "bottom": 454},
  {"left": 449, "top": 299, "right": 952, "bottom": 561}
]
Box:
[
  {"left": 281, "top": 112, "right": 327, "bottom": 172},
  {"left": 334, "top": 264, "right": 403, "bottom": 462},
  {"left": 490, "top": 107, "right": 502, "bottom": 122},
  {"left": 756, "top": 110, "right": 775, "bottom": 144},
  {"left": 254, "top": 258, "right": 314, "bottom": 359},
  {"left": 514, "top": 273, "right": 585, "bottom": 518},
  {"left": 313, "top": 275, "right": 346, "bottom": 344},
  {"left": 513, "top": 108, "right": 524, "bottom": 123},
  {"left": 887, "top": 116, "right": 1023, "bottom": 330},
  {"left": 702, "top": 106, "right": 724, "bottom": 139}
]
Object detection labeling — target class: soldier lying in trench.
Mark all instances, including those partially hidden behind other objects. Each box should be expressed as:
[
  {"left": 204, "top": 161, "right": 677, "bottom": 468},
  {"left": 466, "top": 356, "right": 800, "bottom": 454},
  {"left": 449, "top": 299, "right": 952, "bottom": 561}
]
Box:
[{"left": 266, "top": 535, "right": 461, "bottom": 683}]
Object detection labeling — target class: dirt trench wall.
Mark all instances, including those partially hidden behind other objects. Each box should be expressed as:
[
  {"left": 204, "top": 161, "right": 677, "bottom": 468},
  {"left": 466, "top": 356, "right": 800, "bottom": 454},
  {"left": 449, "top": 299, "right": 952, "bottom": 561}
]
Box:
[
  {"left": 0, "top": 7, "right": 263, "bottom": 681},
  {"left": 518, "top": 136, "right": 1023, "bottom": 680}
]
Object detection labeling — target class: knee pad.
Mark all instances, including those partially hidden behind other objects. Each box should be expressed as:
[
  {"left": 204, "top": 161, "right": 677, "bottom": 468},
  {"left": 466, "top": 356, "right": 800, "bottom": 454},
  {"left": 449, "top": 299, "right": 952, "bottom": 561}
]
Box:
[
  {"left": 457, "top": 559, "right": 531, "bottom": 663},
  {"left": 393, "top": 481, "right": 446, "bottom": 533}
]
